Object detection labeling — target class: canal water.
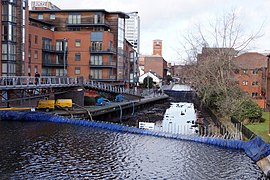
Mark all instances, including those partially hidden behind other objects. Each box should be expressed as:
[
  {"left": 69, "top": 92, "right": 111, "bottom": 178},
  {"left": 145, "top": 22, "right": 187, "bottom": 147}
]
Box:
[{"left": 0, "top": 84, "right": 266, "bottom": 179}]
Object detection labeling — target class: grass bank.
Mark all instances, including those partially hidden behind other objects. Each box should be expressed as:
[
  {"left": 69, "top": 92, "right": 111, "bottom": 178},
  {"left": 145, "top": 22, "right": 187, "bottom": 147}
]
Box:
[{"left": 246, "top": 112, "right": 270, "bottom": 143}]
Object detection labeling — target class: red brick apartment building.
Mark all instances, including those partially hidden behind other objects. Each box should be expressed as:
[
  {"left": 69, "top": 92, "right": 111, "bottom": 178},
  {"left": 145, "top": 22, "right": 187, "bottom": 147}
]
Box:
[
  {"left": 197, "top": 48, "right": 267, "bottom": 108},
  {"left": 233, "top": 52, "right": 267, "bottom": 108},
  {"left": 1, "top": 1, "right": 137, "bottom": 86}
]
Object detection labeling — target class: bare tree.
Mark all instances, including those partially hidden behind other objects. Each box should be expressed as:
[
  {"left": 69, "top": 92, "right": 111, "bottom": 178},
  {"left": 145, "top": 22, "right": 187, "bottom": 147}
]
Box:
[{"left": 179, "top": 10, "right": 263, "bottom": 119}]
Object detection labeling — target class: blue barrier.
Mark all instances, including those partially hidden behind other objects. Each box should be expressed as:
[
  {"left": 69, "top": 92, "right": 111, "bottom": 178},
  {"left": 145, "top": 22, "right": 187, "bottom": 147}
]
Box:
[{"left": 0, "top": 110, "right": 269, "bottom": 162}]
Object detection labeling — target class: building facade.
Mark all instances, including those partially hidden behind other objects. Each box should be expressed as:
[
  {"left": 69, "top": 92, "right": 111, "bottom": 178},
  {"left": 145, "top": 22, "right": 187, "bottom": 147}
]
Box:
[
  {"left": 27, "top": 4, "right": 136, "bottom": 85},
  {"left": 143, "top": 55, "right": 167, "bottom": 79},
  {"left": 125, "top": 12, "right": 140, "bottom": 86},
  {"left": 1, "top": 0, "right": 28, "bottom": 76},
  {"left": 125, "top": 12, "right": 140, "bottom": 54},
  {"left": 233, "top": 52, "right": 267, "bottom": 108}
]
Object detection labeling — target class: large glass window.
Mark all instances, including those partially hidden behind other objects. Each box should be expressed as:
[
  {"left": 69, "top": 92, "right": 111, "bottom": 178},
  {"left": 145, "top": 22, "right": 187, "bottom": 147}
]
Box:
[
  {"left": 56, "top": 40, "right": 63, "bottom": 51},
  {"left": 90, "top": 55, "right": 102, "bottom": 65},
  {"left": 91, "top": 42, "right": 102, "bottom": 51},
  {"left": 68, "top": 14, "right": 81, "bottom": 24},
  {"left": 90, "top": 69, "right": 102, "bottom": 79}
]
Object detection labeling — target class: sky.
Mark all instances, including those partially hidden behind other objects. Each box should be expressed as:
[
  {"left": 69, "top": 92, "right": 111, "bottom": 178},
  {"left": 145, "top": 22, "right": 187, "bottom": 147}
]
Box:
[{"left": 40, "top": 0, "right": 270, "bottom": 64}]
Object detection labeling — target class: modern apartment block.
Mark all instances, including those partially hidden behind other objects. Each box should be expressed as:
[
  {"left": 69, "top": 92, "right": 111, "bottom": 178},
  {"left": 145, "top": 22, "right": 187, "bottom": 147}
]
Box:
[
  {"left": 1, "top": 0, "right": 28, "bottom": 76},
  {"left": 27, "top": 2, "right": 137, "bottom": 86},
  {"left": 125, "top": 12, "right": 140, "bottom": 54},
  {"left": 125, "top": 12, "right": 140, "bottom": 86}
]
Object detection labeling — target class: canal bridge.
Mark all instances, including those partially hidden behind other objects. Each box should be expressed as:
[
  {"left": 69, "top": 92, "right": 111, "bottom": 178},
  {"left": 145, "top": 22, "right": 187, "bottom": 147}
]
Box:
[{"left": 0, "top": 76, "right": 141, "bottom": 107}]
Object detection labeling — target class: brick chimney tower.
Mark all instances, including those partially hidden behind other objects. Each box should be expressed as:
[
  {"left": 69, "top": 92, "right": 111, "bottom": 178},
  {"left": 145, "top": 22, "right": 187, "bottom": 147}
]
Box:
[{"left": 153, "top": 39, "right": 162, "bottom": 56}]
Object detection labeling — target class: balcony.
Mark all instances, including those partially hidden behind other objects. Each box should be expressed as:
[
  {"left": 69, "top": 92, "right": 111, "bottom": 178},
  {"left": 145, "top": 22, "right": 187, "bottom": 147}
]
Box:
[
  {"left": 89, "top": 61, "right": 116, "bottom": 68},
  {"left": 42, "top": 60, "right": 67, "bottom": 67},
  {"left": 90, "top": 75, "right": 116, "bottom": 81},
  {"left": 89, "top": 47, "right": 116, "bottom": 54},
  {"left": 42, "top": 45, "right": 67, "bottom": 54},
  {"left": 66, "top": 18, "right": 111, "bottom": 29}
]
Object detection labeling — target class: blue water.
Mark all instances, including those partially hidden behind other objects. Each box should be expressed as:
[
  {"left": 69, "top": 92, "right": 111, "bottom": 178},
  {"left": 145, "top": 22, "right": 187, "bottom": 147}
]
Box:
[{"left": 0, "top": 120, "right": 265, "bottom": 179}]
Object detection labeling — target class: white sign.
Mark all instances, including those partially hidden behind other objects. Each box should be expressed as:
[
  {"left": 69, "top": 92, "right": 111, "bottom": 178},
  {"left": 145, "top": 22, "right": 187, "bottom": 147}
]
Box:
[
  {"left": 33, "top": 1, "right": 47, "bottom": 7},
  {"left": 139, "top": 122, "right": 155, "bottom": 130}
]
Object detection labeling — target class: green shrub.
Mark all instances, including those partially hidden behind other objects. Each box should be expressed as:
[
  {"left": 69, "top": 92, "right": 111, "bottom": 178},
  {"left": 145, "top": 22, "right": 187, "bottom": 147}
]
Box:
[{"left": 233, "top": 99, "right": 262, "bottom": 123}]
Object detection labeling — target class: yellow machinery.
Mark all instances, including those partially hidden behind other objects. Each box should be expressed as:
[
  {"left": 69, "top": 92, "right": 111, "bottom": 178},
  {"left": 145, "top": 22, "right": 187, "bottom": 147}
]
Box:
[
  {"left": 55, "top": 99, "right": 73, "bottom": 109},
  {"left": 37, "top": 99, "right": 73, "bottom": 112},
  {"left": 37, "top": 99, "right": 55, "bottom": 112}
]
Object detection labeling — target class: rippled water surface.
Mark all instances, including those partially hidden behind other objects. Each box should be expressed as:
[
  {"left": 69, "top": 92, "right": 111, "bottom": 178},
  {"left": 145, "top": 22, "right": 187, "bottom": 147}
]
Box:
[{"left": 0, "top": 120, "right": 265, "bottom": 179}]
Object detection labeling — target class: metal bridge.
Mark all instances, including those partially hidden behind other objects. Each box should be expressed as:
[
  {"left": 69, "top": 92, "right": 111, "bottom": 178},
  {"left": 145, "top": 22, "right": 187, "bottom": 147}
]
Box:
[{"left": 0, "top": 76, "right": 140, "bottom": 106}]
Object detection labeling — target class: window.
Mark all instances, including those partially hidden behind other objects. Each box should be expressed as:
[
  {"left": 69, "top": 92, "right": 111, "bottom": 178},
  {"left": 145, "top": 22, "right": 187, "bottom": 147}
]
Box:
[
  {"left": 35, "top": 35, "right": 38, "bottom": 44},
  {"left": 252, "top": 81, "right": 258, "bottom": 86},
  {"left": 252, "top": 69, "right": 259, "bottom": 74},
  {"left": 94, "top": 14, "right": 101, "bottom": 24},
  {"left": 75, "top": 40, "right": 81, "bottom": 47},
  {"left": 91, "top": 42, "right": 102, "bottom": 51},
  {"left": 68, "top": 14, "right": 81, "bottom": 24},
  {"left": 90, "top": 55, "right": 102, "bottom": 65},
  {"left": 38, "top": 13, "right": 43, "bottom": 20},
  {"left": 74, "top": 67, "right": 81, "bottom": 75},
  {"left": 34, "top": 50, "right": 38, "bottom": 59},
  {"left": 50, "top": 13, "right": 55, "bottom": 20},
  {"left": 242, "top": 81, "right": 248, "bottom": 86},
  {"left": 34, "top": 66, "right": 38, "bottom": 73},
  {"left": 90, "top": 69, "right": 102, "bottom": 79},
  {"left": 252, "top": 92, "right": 258, "bottom": 97},
  {"left": 75, "top": 53, "right": 81, "bottom": 61},
  {"left": 243, "top": 69, "right": 248, "bottom": 74},
  {"left": 56, "top": 40, "right": 63, "bottom": 51},
  {"left": 56, "top": 68, "right": 64, "bottom": 76}
]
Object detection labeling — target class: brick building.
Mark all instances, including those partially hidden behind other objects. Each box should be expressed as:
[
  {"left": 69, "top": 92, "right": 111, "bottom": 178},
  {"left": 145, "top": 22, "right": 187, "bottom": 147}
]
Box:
[
  {"left": 233, "top": 52, "right": 267, "bottom": 108},
  {"left": 153, "top": 39, "right": 162, "bottom": 56},
  {"left": 143, "top": 55, "right": 167, "bottom": 79},
  {"left": 1, "top": 1, "right": 137, "bottom": 86}
]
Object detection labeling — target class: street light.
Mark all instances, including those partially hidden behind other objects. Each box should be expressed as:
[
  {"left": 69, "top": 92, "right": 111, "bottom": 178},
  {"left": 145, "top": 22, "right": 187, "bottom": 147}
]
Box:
[
  {"left": 63, "top": 38, "right": 68, "bottom": 76},
  {"left": 148, "top": 69, "right": 151, "bottom": 95}
]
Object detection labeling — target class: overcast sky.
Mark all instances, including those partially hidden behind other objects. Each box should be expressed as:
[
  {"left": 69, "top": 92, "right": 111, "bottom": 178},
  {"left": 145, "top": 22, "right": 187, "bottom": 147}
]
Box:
[{"left": 45, "top": 0, "right": 270, "bottom": 64}]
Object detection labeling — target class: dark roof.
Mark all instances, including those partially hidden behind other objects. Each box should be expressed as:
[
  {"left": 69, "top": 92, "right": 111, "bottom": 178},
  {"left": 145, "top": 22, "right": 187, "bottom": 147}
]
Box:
[{"left": 30, "top": 9, "right": 129, "bottom": 18}]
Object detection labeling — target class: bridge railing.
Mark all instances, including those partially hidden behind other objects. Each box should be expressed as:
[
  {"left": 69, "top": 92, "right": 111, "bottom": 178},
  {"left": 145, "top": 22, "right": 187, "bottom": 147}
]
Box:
[{"left": 0, "top": 76, "right": 78, "bottom": 88}]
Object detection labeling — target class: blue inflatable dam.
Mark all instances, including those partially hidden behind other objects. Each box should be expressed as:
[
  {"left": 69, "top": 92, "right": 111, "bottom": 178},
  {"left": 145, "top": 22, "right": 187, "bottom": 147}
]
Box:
[{"left": 0, "top": 110, "right": 270, "bottom": 162}]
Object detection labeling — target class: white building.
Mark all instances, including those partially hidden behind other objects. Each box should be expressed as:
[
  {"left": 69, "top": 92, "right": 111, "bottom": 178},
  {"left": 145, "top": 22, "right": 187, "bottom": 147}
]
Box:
[
  {"left": 125, "top": 12, "right": 140, "bottom": 86},
  {"left": 125, "top": 12, "right": 140, "bottom": 54},
  {"left": 139, "top": 71, "right": 162, "bottom": 86}
]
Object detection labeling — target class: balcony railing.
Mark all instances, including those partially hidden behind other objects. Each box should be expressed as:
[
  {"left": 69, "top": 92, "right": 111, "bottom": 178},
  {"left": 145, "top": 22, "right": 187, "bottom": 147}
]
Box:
[
  {"left": 90, "top": 75, "right": 116, "bottom": 81},
  {"left": 89, "top": 61, "right": 116, "bottom": 68},
  {"left": 42, "top": 60, "right": 67, "bottom": 67},
  {"left": 89, "top": 47, "right": 116, "bottom": 54},
  {"left": 66, "top": 18, "right": 110, "bottom": 28},
  {"left": 42, "top": 45, "right": 67, "bottom": 53}
]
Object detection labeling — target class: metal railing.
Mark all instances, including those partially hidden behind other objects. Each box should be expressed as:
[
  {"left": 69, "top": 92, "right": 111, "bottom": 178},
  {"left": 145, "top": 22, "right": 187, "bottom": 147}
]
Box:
[{"left": 0, "top": 76, "right": 143, "bottom": 97}]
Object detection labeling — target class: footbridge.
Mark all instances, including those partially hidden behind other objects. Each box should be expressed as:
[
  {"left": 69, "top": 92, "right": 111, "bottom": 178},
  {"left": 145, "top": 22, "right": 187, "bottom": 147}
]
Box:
[{"left": 0, "top": 76, "right": 140, "bottom": 107}]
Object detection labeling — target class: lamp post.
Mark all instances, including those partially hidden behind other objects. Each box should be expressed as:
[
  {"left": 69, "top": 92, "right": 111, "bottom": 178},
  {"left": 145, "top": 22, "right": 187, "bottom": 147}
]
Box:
[
  {"left": 148, "top": 69, "right": 151, "bottom": 95},
  {"left": 63, "top": 38, "right": 67, "bottom": 76}
]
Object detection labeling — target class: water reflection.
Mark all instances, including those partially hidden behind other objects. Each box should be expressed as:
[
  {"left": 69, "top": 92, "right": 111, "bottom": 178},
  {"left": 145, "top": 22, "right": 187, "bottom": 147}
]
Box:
[
  {"left": 155, "top": 102, "right": 198, "bottom": 135},
  {"left": 0, "top": 121, "right": 265, "bottom": 179}
]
